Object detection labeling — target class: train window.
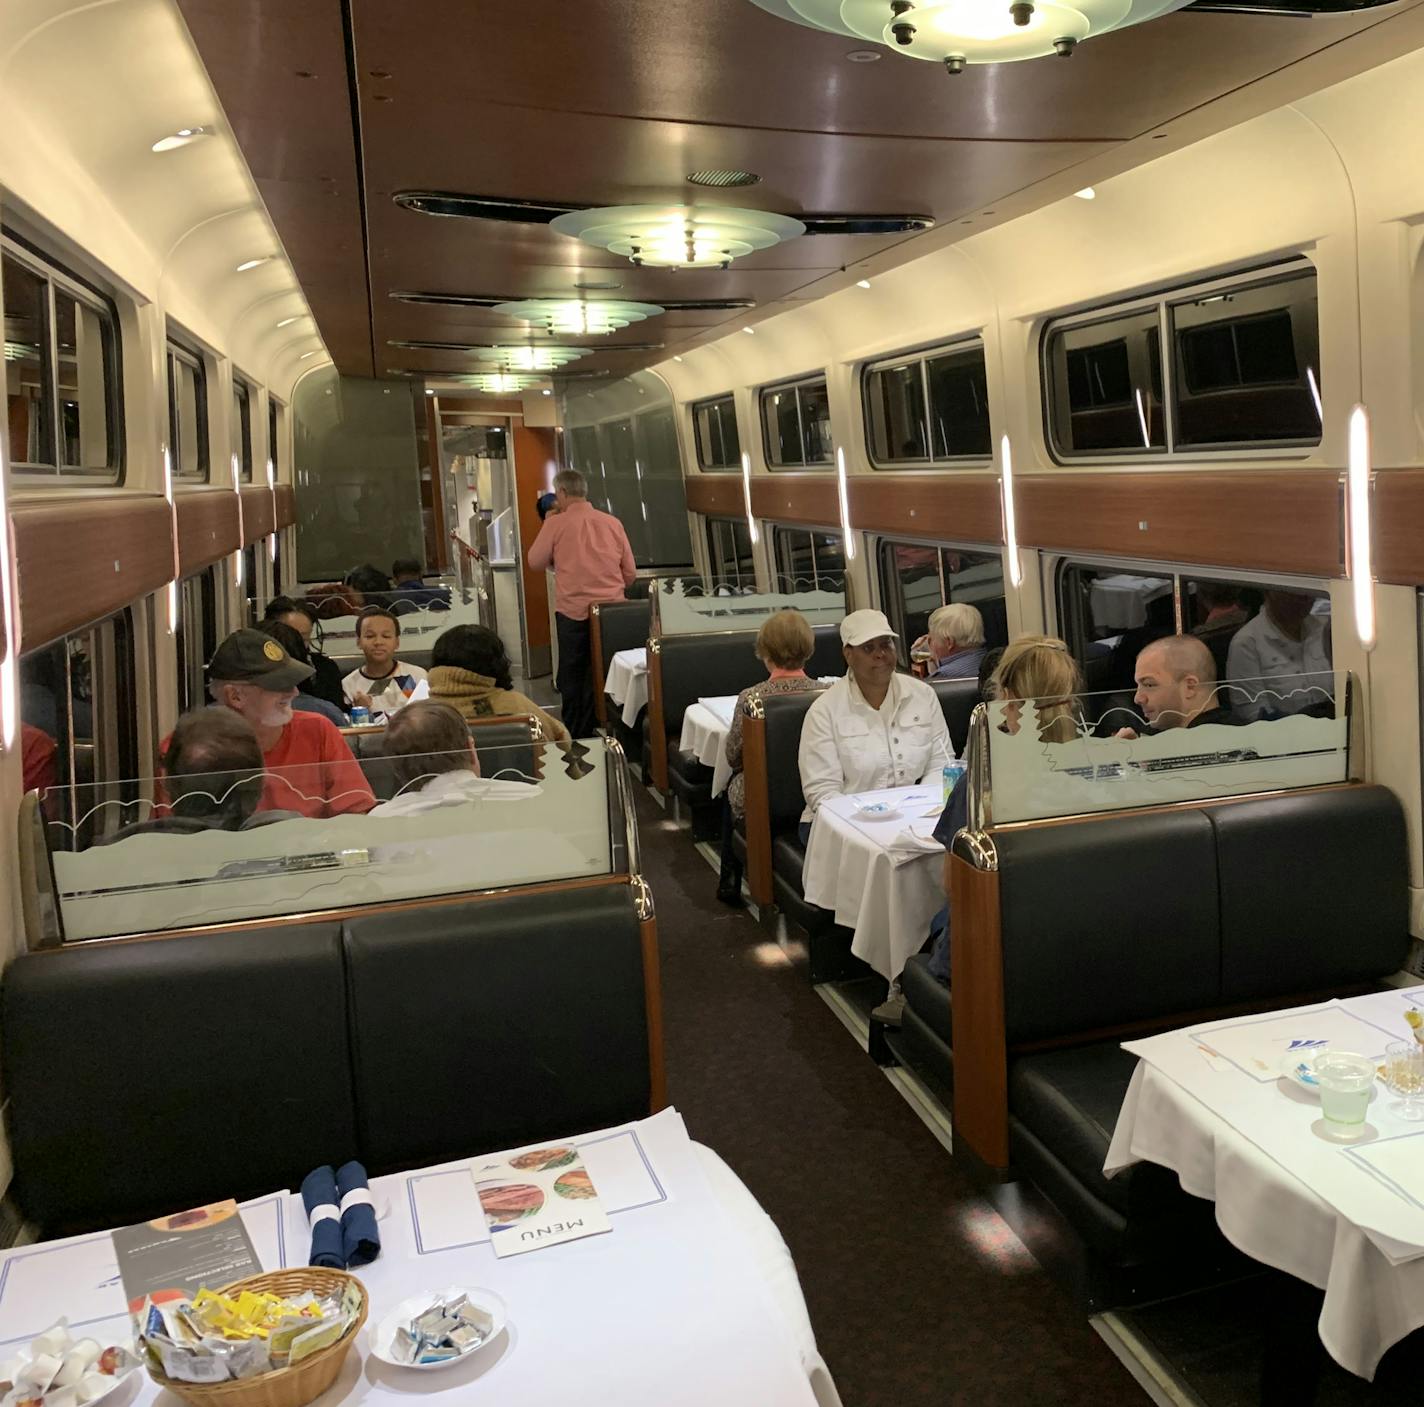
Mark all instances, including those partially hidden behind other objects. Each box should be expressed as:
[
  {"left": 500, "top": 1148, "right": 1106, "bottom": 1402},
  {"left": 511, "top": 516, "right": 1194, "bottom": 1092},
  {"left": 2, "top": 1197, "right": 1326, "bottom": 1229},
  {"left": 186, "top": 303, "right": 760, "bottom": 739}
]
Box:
[
  {"left": 1044, "top": 307, "right": 1165, "bottom": 456},
  {"left": 268, "top": 396, "right": 285, "bottom": 479},
  {"left": 877, "top": 539, "right": 1007, "bottom": 663},
  {"left": 1169, "top": 271, "right": 1321, "bottom": 448},
  {"left": 3, "top": 237, "right": 122, "bottom": 481},
  {"left": 705, "top": 515, "right": 755, "bottom": 589},
  {"left": 1056, "top": 561, "right": 1332, "bottom": 717},
  {"left": 231, "top": 377, "right": 254, "bottom": 482},
  {"left": 770, "top": 526, "right": 845, "bottom": 593},
  {"left": 759, "top": 375, "right": 832, "bottom": 468},
  {"left": 863, "top": 341, "right": 991, "bottom": 466},
  {"left": 21, "top": 611, "right": 139, "bottom": 844},
  {"left": 692, "top": 394, "right": 741, "bottom": 470},
  {"left": 176, "top": 568, "right": 222, "bottom": 713},
  {"left": 167, "top": 339, "right": 209, "bottom": 481}
]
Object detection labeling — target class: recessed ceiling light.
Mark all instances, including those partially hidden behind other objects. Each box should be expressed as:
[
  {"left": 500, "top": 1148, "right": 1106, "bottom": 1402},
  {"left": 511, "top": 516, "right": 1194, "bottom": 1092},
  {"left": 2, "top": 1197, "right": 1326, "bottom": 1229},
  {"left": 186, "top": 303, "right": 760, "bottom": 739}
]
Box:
[
  {"left": 686, "top": 170, "right": 761, "bottom": 189},
  {"left": 542, "top": 389, "right": 552, "bottom": 396},
  {"left": 299, "top": 350, "right": 322, "bottom": 359},
  {"left": 425, "top": 389, "right": 435, "bottom": 395},
  {"left": 856, "top": 279, "right": 871, "bottom": 289},
  {"left": 846, "top": 49, "right": 882, "bottom": 61},
  {"left": 276, "top": 316, "right": 302, "bottom": 328},
  {"left": 572, "top": 279, "right": 622, "bottom": 291},
  {"left": 742, "top": 326, "right": 755, "bottom": 335},
  {"left": 235, "top": 257, "right": 271, "bottom": 273},
  {"left": 1075, "top": 187, "right": 1096, "bottom": 200},
  {"left": 673, "top": 355, "right": 684, "bottom": 363},
  {"left": 151, "top": 126, "right": 211, "bottom": 153}
]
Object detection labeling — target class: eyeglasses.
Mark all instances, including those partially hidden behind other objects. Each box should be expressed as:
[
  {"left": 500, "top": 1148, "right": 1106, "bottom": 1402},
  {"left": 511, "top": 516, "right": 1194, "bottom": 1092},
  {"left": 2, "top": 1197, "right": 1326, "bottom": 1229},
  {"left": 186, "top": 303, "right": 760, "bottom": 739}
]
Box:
[{"left": 851, "top": 637, "right": 896, "bottom": 656}]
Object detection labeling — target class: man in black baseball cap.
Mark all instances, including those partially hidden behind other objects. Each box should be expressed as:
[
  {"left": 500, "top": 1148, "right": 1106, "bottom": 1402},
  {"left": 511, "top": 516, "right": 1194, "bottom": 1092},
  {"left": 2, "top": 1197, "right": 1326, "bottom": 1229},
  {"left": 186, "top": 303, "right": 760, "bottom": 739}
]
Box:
[{"left": 182, "top": 629, "right": 375, "bottom": 819}]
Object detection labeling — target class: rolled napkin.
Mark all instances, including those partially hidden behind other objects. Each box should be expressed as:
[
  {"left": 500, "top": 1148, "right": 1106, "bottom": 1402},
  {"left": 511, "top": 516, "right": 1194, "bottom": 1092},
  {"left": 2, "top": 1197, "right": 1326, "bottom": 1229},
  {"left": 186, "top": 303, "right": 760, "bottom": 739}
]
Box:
[
  {"left": 335, "top": 1160, "right": 380, "bottom": 1267},
  {"left": 886, "top": 817, "right": 945, "bottom": 867},
  {"left": 300, "top": 1164, "right": 345, "bottom": 1269}
]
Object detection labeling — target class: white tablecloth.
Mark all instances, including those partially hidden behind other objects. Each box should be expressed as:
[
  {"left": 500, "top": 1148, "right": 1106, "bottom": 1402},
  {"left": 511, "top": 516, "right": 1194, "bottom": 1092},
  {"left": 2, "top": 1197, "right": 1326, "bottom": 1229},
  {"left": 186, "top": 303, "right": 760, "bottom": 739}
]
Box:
[
  {"left": 800, "top": 786, "right": 946, "bottom": 982},
  {"left": 677, "top": 696, "right": 739, "bottom": 798},
  {"left": 0, "top": 1110, "right": 838, "bottom": 1407},
  {"left": 1088, "top": 573, "right": 1172, "bottom": 630},
  {"left": 604, "top": 648, "right": 648, "bottom": 728},
  {"left": 1106, "top": 985, "right": 1424, "bottom": 1379}
]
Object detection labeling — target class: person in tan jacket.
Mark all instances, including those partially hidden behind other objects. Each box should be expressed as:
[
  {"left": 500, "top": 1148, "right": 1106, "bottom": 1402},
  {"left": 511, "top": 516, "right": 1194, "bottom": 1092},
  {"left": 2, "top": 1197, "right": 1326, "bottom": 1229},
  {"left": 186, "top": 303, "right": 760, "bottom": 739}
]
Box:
[{"left": 427, "top": 624, "right": 570, "bottom": 743}]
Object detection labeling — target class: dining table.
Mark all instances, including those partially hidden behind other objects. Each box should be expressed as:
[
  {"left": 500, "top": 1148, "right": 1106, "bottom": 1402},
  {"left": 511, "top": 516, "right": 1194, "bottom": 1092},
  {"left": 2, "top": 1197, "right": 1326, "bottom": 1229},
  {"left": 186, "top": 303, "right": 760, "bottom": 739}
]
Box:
[
  {"left": 676, "top": 695, "right": 740, "bottom": 798},
  {"left": 603, "top": 648, "right": 649, "bottom": 728},
  {"left": 1105, "top": 983, "right": 1424, "bottom": 1379},
  {"left": 0, "top": 1108, "right": 841, "bottom": 1407},
  {"left": 800, "top": 784, "right": 947, "bottom": 983}
]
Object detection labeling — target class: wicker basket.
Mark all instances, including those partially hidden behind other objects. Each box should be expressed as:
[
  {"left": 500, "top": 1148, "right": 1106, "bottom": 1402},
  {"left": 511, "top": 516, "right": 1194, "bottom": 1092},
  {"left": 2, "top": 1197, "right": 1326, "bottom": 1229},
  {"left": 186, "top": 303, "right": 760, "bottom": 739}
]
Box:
[{"left": 144, "top": 1268, "right": 368, "bottom": 1407}]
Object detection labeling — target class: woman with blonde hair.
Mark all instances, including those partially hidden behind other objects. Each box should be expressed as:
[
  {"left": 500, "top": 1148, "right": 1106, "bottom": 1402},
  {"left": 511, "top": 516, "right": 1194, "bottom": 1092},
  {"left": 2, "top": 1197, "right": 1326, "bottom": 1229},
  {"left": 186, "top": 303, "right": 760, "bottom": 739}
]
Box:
[{"left": 717, "top": 609, "right": 825, "bottom": 905}]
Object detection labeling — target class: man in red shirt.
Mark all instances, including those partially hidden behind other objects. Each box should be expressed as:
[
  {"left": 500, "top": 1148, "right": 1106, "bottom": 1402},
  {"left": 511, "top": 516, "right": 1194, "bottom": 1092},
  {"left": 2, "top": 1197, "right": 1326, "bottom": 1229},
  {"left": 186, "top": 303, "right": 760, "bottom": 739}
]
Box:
[
  {"left": 196, "top": 630, "right": 375, "bottom": 819},
  {"left": 526, "top": 468, "right": 636, "bottom": 739}
]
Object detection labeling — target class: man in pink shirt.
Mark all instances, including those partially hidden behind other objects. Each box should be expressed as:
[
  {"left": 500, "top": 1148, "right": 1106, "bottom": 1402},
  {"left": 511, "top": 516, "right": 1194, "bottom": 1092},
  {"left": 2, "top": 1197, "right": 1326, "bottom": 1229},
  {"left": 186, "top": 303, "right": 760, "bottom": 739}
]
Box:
[{"left": 527, "top": 468, "right": 636, "bottom": 738}]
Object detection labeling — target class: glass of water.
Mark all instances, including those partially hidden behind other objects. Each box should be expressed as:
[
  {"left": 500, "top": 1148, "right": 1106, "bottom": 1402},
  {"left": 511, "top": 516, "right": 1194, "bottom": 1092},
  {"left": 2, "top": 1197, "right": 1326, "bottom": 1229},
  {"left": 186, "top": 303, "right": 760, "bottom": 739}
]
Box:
[
  {"left": 1384, "top": 1041, "right": 1424, "bottom": 1121},
  {"left": 1311, "top": 1050, "right": 1376, "bottom": 1138}
]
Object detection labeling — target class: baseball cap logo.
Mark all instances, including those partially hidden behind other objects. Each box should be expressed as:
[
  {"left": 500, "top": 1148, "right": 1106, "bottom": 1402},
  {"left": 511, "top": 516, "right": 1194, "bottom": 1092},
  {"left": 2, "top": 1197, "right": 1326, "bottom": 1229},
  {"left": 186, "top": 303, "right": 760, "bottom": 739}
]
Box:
[{"left": 262, "top": 640, "right": 284, "bottom": 662}]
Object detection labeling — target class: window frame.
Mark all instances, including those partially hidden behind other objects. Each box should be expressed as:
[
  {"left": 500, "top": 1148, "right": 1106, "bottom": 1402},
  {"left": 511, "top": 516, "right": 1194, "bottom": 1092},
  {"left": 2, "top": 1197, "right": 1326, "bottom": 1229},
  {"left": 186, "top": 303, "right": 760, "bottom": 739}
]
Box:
[
  {"left": 703, "top": 514, "right": 756, "bottom": 590},
  {"left": 3, "top": 229, "right": 125, "bottom": 484},
  {"left": 874, "top": 533, "right": 1008, "bottom": 665},
  {"left": 861, "top": 335, "right": 992, "bottom": 469},
  {"left": 1040, "top": 258, "right": 1320, "bottom": 465},
  {"left": 691, "top": 393, "right": 741, "bottom": 471},
  {"left": 231, "top": 373, "right": 255, "bottom": 483},
  {"left": 268, "top": 395, "right": 286, "bottom": 482},
  {"left": 166, "top": 332, "right": 210, "bottom": 483},
  {"left": 768, "top": 523, "right": 845, "bottom": 593},
  {"left": 758, "top": 372, "right": 833, "bottom": 470}
]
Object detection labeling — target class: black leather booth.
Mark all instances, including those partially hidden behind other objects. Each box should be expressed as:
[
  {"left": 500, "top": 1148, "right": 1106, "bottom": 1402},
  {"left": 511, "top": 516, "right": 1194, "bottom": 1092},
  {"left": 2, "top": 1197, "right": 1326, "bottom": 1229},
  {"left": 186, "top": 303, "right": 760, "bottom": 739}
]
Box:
[
  {"left": 593, "top": 600, "right": 651, "bottom": 775},
  {"left": 893, "top": 784, "right": 1409, "bottom": 1281},
  {"left": 2, "top": 883, "right": 656, "bottom": 1237},
  {"left": 928, "top": 677, "right": 978, "bottom": 758}
]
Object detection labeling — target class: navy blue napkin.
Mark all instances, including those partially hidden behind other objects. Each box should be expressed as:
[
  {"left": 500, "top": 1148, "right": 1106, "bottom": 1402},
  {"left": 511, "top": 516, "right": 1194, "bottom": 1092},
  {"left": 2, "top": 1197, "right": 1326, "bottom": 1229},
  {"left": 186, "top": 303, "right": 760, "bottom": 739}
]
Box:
[
  {"left": 335, "top": 1160, "right": 380, "bottom": 1267},
  {"left": 300, "top": 1165, "right": 345, "bottom": 1269}
]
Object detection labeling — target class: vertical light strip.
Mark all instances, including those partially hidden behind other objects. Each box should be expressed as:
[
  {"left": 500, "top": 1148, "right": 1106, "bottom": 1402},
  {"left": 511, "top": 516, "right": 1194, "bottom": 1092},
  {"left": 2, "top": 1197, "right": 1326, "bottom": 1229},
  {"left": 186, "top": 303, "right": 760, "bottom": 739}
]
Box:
[
  {"left": 740, "top": 451, "right": 759, "bottom": 545},
  {"left": 1346, "top": 403, "right": 1375, "bottom": 652},
  {"left": 266, "top": 457, "right": 278, "bottom": 562},
  {"left": 1307, "top": 366, "right": 1323, "bottom": 425},
  {"left": 163, "top": 444, "right": 179, "bottom": 634},
  {"left": 999, "top": 434, "right": 1023, "bottom": 589},
  {"left": 1134, "top": 388, "right": 1150, "bottom": 449},
  {"left": 232, "top": 451, "right": 245, "bottom": 591},
  {"left": 0, "top": 427, "right": 20, "bottom": 749},
  {"left": 835, "top": 447, "right": 857, "bottom": 560}
]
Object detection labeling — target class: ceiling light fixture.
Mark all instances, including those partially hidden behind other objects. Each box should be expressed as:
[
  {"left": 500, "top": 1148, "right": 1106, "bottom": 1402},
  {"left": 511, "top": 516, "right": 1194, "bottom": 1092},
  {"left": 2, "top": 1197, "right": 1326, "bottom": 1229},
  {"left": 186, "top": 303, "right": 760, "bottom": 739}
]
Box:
[
  {"left": 550, "top": 204, "right": 804, "bottom": 270},
  {"left": 473, "top": 345, "right": 589, "bottom": 371},
  {"left": 542, "top": 389, "right": 553, "bottom": 396},
  {"left": 686, "top": 169, "right": 761, "bottom": 188},
  {"left": 673, "top": 355, "right": 684, "bottom": 362},
  {"left": 856, "top": 279, "right": 872, "bottom": 289},
  {"left": 846, "top": 47, "right": 883, "bottom": 60},
  {"left": 1075, "top": 187, "right": 1096, "bottom": 199},
  {"left": 151, "top": 126, "right": 211, "bottom": 152},
  {"left": 298, "top": 350, "right": 322, "bottom": 359},
  {"left": 743, "top": 327, "right": 756, "bottom": 335},
  {"left": 494, "top": 298, "right": 664, "bottom": 335},
  {"left": 276, "top": 316, "right": 302, "bottom": 328},
  {"left": 235, "top": 257, "right": 271, "bottom": 273},
  {"left": 748, "top": 0, "right": 1193, "bottom": 70},
  {"left": 459, "top": 372, "right": 546, "bottom": 393}
]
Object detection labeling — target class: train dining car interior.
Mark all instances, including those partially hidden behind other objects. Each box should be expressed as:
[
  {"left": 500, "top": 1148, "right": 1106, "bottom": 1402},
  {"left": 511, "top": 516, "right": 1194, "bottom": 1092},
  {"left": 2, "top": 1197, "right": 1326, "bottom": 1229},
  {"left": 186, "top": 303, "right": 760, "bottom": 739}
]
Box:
[{"left": 6, "top": 1, "right": 1424, "bottom": 1404}]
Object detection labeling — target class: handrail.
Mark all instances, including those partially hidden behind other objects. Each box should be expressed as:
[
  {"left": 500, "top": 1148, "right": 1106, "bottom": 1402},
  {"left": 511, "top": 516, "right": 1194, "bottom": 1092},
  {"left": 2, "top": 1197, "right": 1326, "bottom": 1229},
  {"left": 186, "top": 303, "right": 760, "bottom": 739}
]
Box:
[
  {"left": 449, "top": 531, "right": 482, "bottom": 561},
  {"left": 603, "top": 734, "right": 642, "bottom": 878}
]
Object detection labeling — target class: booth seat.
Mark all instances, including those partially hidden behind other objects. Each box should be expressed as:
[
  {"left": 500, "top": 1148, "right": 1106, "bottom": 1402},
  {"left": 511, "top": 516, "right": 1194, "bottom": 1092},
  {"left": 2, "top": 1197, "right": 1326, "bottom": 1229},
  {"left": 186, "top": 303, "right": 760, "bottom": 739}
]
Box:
[
  {"left": 346, "top": 715, "right": 541, "bottom": 798},
  {"left": 898, "top": 784, "right": 1408, "bottom": 1284},
  {"left": 1, "top": 880, "right": 662, "bottom": 1238},
  {"left": 591, "top": 599, "right": 650, "bottom": 776}
]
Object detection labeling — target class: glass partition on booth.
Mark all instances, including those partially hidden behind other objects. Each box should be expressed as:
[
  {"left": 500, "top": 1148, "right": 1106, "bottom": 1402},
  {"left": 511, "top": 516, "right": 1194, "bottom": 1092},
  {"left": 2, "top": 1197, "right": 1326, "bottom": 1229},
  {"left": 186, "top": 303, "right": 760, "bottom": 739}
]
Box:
[
  {"left": 40, "top": 737, "right": 632, "bottom": 942},
  {"left": 650, "top": 576, "right": 845, "bottom": 636},
  {"left": 984, "top": 671, "right": 1352, "bottom": 825}
]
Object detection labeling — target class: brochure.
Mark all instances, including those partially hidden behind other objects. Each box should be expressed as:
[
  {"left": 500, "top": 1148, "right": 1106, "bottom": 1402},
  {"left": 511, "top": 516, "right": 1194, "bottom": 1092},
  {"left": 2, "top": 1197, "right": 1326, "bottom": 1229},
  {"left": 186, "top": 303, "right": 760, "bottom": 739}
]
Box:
[
  {"left": 472, "top": 1143, "right": 611, "bottom": 1259},
  {"left": 111, "top": 1200, "right": 262, "bottom": 1314}
]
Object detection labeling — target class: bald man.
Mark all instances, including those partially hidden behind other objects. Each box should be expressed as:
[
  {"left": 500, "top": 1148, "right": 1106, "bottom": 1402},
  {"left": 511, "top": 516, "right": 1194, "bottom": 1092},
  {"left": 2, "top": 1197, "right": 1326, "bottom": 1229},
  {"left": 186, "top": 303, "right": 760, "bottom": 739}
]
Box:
[{"left": 1117, "top": 634, "right": 1237, "bottom": 738}]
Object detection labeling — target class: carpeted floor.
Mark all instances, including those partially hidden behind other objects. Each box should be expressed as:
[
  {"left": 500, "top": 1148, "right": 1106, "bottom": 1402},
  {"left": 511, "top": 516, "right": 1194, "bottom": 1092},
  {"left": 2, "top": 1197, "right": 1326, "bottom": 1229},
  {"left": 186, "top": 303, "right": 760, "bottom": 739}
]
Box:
[{"left": 636, "top": 786, "right": 1145, "bottom": 1407}]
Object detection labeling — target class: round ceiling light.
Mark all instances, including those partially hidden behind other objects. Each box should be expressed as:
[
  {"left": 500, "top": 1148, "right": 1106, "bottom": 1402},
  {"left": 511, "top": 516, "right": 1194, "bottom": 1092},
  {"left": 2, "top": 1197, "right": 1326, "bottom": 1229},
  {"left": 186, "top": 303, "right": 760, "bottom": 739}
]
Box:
[
  {"left": 461, "top": 372, "right": 547, "bottom": 393},
  {"left": 549, "top": 204, "right": 804, "bottom": 270},
  {"left": 494, "top": 298, "right": 664, "bottom": 335},
  {"left": 473, "top": 345, "right": 589, "bottom": 371},
  {"left": 746, "top": 0, "right": 1191, "bottom": 67},
  {"left": 686, "top": 170, "right": 762, "bottom": 188}
]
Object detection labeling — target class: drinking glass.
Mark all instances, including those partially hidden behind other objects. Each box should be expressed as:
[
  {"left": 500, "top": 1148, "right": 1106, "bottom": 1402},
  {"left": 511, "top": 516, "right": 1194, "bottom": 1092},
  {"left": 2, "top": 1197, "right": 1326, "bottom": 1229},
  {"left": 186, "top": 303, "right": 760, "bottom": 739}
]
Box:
[
  {"left": 1384, "top": 1040, "right": 1424, "bottom": 1121},
  {"left": 1310, "top": 1050, "right": 1376, "bottom": 1137}
]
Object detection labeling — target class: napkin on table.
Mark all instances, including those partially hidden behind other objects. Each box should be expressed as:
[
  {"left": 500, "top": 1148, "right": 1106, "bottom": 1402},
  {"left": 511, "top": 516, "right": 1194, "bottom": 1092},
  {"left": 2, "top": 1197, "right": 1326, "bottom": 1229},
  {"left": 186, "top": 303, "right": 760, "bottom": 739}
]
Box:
[
  {"left": 335, "top": 1159, "right": 381, "bottom": 1267},
  {"left": 886, "top": 817, "right": 945, "bottom": 867},
  {"left": 300, "top": 1165, "right": 345, "bottom": 1269}
]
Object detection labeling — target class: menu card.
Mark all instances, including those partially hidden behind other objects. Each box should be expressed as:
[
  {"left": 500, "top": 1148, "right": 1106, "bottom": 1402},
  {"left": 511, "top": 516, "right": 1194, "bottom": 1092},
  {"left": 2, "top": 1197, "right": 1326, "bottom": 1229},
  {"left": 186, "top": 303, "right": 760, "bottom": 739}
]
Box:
[
  {"left": 111, "top": 1200, "right": 262, "bottom": 1314},
  {"left": 472, "top": 1144, "right": 611, "bottom": 1259}
]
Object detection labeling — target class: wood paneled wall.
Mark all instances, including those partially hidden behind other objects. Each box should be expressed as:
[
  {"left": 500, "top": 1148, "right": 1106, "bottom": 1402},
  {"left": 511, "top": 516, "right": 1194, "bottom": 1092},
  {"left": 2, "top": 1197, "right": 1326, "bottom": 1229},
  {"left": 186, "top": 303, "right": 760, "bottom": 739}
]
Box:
[
  {"left": 749, "top": 474, "right": 839, "bottom": 529},
  {"left": 273, "top": 483, "right": 296, "bottom": 530},
  {"left": 1372, "top": 470, "right": 1424, "bottom": 585},
  {"left": 175, "top": 490, "right": 240, "bottom": 577},
  {"left": 847, "top": 473, "right": 1002, "bottom": 546},
  {"left": 15, "top": 497, "right": 173, "bottom": 651},
  {"left": 239, "top": 485, "right": 275, "bottom": 542},
  {"left": 683, "top": 474, "right": 747, "bottom": 519}
]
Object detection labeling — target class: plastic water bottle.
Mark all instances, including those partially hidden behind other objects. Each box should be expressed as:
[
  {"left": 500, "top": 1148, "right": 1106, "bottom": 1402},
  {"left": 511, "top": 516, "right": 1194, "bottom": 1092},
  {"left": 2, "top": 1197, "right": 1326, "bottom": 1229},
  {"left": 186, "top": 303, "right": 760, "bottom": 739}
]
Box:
[
  {"left": 942, "top": 759, "right": 967, "bottom": 805},
  {"left": 349, "top": 705, "right": 371, "bottom": 727}
]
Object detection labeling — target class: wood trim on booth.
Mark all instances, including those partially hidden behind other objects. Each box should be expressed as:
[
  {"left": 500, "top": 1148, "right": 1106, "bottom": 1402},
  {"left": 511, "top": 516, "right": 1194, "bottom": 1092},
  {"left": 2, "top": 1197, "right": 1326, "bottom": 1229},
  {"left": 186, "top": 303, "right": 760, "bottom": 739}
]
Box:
[
  {"left": 948, "top": 853, "right": 1009, "bottom": 1171},
  {"left": 683, "top": 475, "right": 748, "bottom": 519},
  {"left": 749, "top": 474, "right": 840, "bottom": 530},
  {"left": 1015, "top": 470, "right": 1341, "bottom": 579},
  {"left": 239, "top": 484, "right": 275, "bottom": 542},
  {"left": 14, "top": 496, "right": 174, "bottom": 653},
  {"left": 273, "top": 483, "right": 296, "bottom": 530},
  {"left": 741, "top": 710, "right": 774, "bottom": 907},
  {"left": 590, "top": 604, "right": 608, "bottom": 727},
  {"left": 845, "top": 473, "right": 1003, "bottom": 546},
  {"left": 648, "top": 642, "right": 669, "bottom": 793},
  {"left": 176, "top": 489, "right": 240, "bottom": 577},
  {"left": 1373, "top": 470, "right": 1424, "bottom": 585},
  {"left": 640, "top": 914, "right": 668, "bottom": 1113}
]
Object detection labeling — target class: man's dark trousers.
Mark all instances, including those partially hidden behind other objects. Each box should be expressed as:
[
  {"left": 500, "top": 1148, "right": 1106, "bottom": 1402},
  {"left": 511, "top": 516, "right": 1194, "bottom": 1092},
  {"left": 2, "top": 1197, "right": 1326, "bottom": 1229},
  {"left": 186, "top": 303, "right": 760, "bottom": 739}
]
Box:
[{"left": 556, "top": 611, "right": 597, "bottom": 739}]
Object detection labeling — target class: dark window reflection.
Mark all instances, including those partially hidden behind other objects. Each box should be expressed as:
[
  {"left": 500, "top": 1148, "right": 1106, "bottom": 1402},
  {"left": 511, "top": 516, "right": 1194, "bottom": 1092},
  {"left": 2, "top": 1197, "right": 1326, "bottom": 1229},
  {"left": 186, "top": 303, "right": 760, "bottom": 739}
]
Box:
[
  {"left": 772, "top": 526, "right": 844, "bottom": 595},
  {"left": 1049, "top": 309, "right": 1165, "bottom": 454},
  {"left": 4, "top": 254, "right": 54, "bottom": 466},
  {"left": 878, "top": 540, "right": 1007, "bottom": 663},
  {"left": 761, "top": 377, "right": 832, "bottom": 468},
  {"left": 707, "top": 516, "right": 755, "bottom": 589},
  {"left": 927, "top": 346, "right": 991, "bottom": 458},
  {"left": 866, "top": 363, "right": 926, "bottom": 463},
  {"left": 693, "top": 395, "right": 740, "bottom": 469},
  {"left": 232, "top": 380, "right": 253, "bottom": 482}
]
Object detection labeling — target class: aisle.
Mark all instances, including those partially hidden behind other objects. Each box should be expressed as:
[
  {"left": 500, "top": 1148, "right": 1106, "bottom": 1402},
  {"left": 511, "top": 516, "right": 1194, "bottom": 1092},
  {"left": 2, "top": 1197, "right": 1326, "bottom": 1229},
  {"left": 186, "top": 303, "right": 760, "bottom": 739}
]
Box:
[{"left": 635, "top": 788, "right": 1144, "bottom": 1407}]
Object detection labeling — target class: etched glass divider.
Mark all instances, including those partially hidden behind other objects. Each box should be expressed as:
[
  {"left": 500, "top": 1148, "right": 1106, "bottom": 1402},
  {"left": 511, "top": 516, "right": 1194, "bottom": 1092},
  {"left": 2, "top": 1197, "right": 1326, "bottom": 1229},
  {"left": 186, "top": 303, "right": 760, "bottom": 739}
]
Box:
[
  {"left": 654, "top": 575, "right": 844, "bottom": 636},
  {"left": 45, "top": 738, "right": 619, "bottom": 942},
  {"left": 987, "top": 670, "right": 1351, "bottom": 825}
]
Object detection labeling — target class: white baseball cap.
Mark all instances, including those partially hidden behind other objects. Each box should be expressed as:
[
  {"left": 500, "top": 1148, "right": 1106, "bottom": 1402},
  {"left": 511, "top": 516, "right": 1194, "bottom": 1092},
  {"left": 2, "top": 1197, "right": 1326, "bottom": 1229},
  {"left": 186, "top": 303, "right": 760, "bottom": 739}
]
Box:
[{"left": 839, "top": 609, "right": 899, "bottom": 648}]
